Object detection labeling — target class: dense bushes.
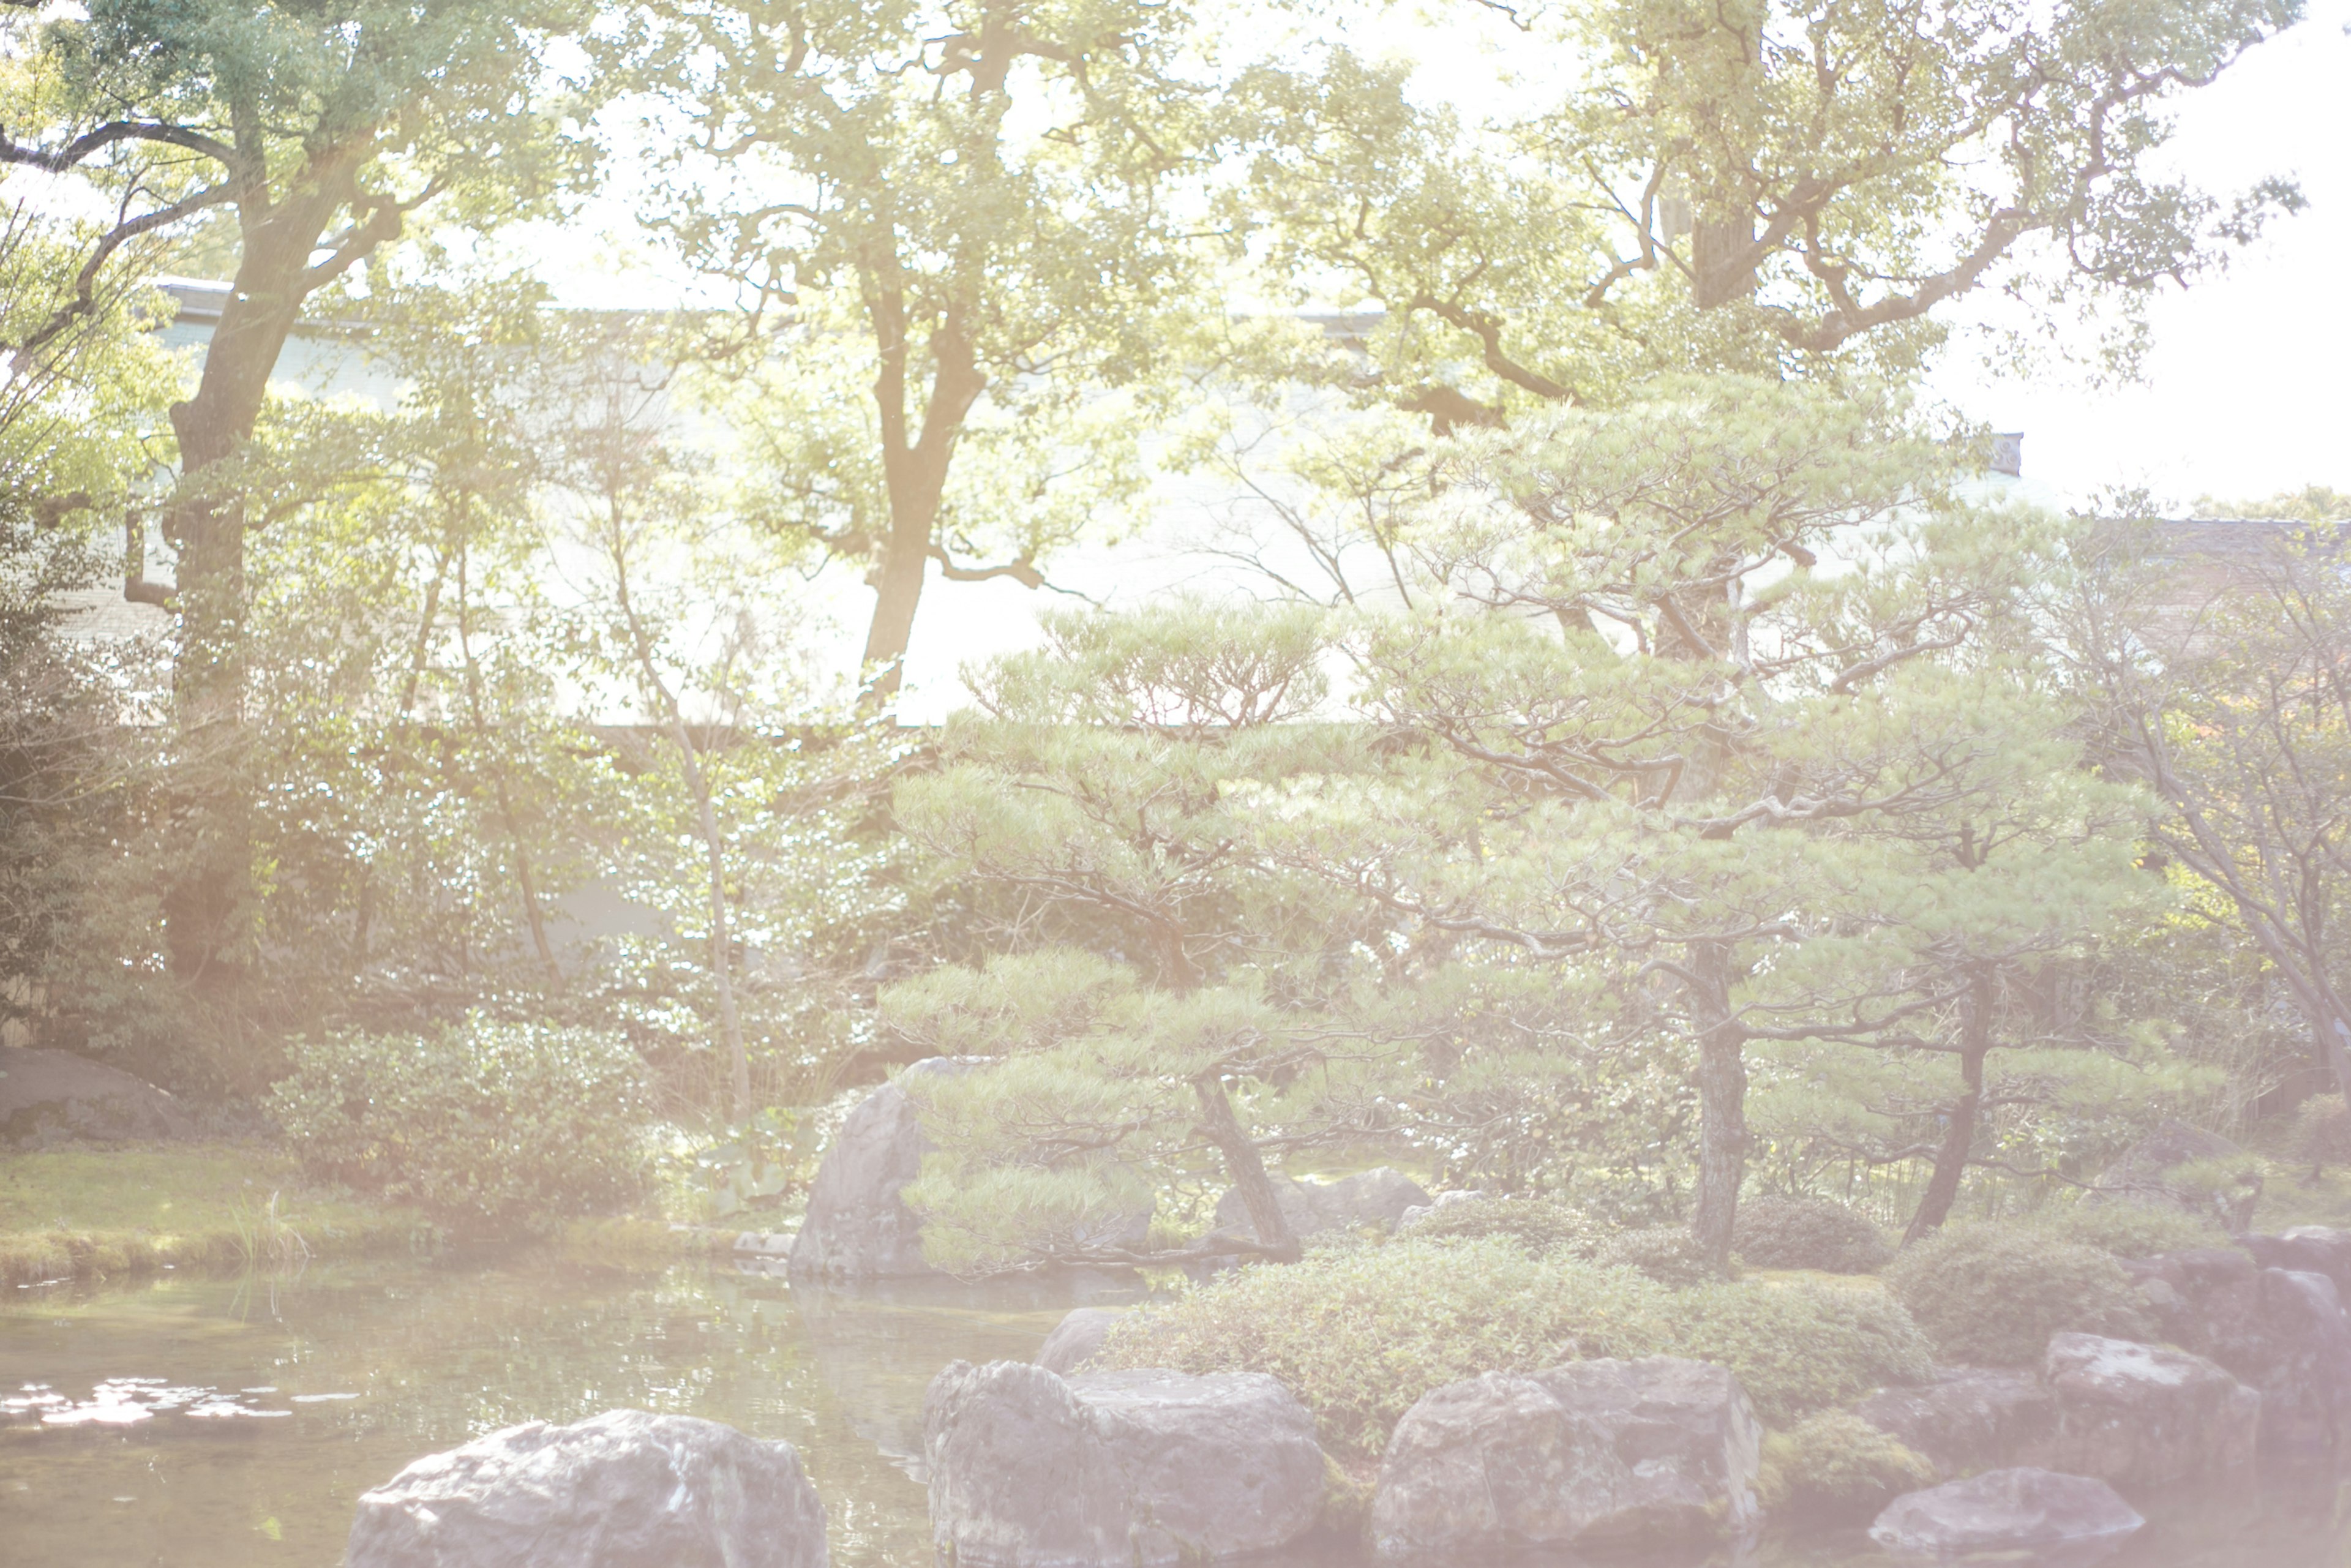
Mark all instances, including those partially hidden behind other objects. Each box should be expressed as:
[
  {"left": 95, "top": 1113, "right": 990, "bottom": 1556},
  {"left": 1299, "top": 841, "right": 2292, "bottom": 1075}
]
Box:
[
  {"left": 1734, "top": 1196, "right": 1892, "bottom": 1273},
  {"left": 269, "top": 1015, "right": 654, "bottom": 1234},
  {"left": 1099, "top": 1237, "right": 1935, "bottom": 1457},
  {"left": 1598, "top": 1224, "right": 1719, "bottom": 1287},
  {"left": 1886, "top": 1221, "right": 2153, "bottom": 1365}
]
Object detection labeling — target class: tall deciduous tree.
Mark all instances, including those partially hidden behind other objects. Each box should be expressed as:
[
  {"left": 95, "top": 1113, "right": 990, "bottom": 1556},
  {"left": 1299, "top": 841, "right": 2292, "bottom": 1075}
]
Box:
[
  {"left": 1, "top": 0, "right": 591, "bottom": 1006},
  {"left": 615, "top": 0, "right": 1215, "bottom": 700},
  {"left": 1232, "top": 0, "right": 2301, "bottom": 418}
]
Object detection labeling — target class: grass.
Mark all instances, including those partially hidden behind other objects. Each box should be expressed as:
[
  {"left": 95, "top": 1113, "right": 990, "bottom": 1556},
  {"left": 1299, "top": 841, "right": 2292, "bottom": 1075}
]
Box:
[{"left": 0, "top": 1142, "right": 431, "bottom": 1288}]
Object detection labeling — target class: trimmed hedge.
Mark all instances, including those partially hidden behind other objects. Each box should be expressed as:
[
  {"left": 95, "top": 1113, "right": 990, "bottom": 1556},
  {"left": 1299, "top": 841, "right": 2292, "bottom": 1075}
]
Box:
[
  {"left": 1886, "top": 1221, "right": 2153, "bottom": 1366},
  {"left": 1734, "top": 1195, "right": 1893, "bottom": 1274}
]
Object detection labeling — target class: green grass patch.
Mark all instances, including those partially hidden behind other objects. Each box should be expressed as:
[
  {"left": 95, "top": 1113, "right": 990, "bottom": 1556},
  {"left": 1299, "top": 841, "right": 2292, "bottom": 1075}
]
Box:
[{"left": 0, "top": 1142, "right": 430, "bottom": 1287}]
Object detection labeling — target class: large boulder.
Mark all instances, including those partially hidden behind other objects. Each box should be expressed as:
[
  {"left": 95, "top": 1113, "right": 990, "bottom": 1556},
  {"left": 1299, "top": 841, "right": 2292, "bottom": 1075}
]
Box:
[
  {"left": 0, "top": 1048, "right": 194, "bottom": 1147},
  {"left": 1869, "top": 1468, "right": 2142, "bottom": 1559},
  {"left": 924, "top": 1360, "right": 1326, "bottom": 1567},
  {"left": 2247, "top": 1226, "right": 2351, "bottom": 1300},
  {"left": 2088, "top": 1119, "right": 2261, "bottom": 1231},
  {"left": 346, "top": 1409, "right": 827, "bottom": 1568},
  {"left": 1035, "top": 1308, "right": 1123, "bottom": 1376},
  {"left": 1212, "top": 1169, "right": 1433, "bottom": 1241},
  {"left": 1855, "top": 1367, "right": 2058, "bottom": 1479},
  {"left": 2115, "top": 1246, "right": 2351, "bottom": 1454},
  {"left": 789, "top": 1060, "right": 965, "bottom": 1282},
  {"left": 1370, "top": 1357, "right": 1759, "bottom": 1560},
  {"left": 2042, "top": 1333, "right": 2259, "bottom": 1490}
]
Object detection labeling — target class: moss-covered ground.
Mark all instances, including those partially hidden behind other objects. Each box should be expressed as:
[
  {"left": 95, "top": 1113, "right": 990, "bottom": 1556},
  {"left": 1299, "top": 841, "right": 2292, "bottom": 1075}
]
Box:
[{"left": 0, "top": 1142, "right": 432, "bottom": 1288}]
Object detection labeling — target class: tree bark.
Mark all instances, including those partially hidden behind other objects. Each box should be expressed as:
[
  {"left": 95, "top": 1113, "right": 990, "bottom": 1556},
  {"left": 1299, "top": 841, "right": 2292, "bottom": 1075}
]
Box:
[
  {"left": 1193, "top": 1072, "right": 1301, "bottom": 1262},
  {"left": 1904, "top": 973, "right": 1993, "bottom": 1244},
  {"left": 1685, "top": 943, "right": 1749, "bottom": 1273}
]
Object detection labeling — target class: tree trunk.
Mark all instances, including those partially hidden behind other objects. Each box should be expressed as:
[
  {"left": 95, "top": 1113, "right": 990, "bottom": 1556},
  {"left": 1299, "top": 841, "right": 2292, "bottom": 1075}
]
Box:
[
  {"left": 157, "top": 187, "right": 345, "bottom": 1008},
  {"left": 1193, "top": 1073, "right": 1301, "bottom": 1262},
  {"left": 1904, "top": 975, "right": 1993, "bottom": 1244},
  {"left": 1685, "top": 943, "right": 1748, "bottom": 1273}
]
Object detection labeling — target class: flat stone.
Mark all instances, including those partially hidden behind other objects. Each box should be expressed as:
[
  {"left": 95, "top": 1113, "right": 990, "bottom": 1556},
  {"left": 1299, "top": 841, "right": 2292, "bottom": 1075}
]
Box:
[
  {"left": 1870, "top": 1467, "right": 2142, "bottom": 1558},
  {"left": 924, "top": 1360, "right": 1325, "bottom": 1567},
  {"left": 2043, "top": 1332, "right": 2260, "bottom": 1490},
  {"left": 0, "top": 1048, "right": 194, "bottom": 1147},
  {"left": 346, "top": 1408, "right": 827, "bottom": 1568},
  {"left": 1855, "top": 1366, "right": 2058, "bottom": 1479}
]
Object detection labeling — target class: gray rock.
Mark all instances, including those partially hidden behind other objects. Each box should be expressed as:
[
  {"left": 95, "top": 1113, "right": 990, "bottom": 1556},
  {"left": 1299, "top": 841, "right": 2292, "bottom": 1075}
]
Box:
[
  {"left": 788, "top": 1059, "right": 971, "bottom": 1283},
  {"left": 346, "top": 1408, "right": 827, "bottom": 1568},
  {"left": 924, "top": 1360, "right": 1325, "bottom": 1567},
  {"left": 1870, "top": 1467, "right": 2143, "bottom": 1559},
  {"left": 0, "top": 1048, "right": 193, "bottom": 1147},
  {"left": 2043, "top": 1332, "right": 2260, "bottom": 1490},
  {"left": 2120, "top": 1246, "right": 2351, "bottom": 1452},
  {"left": 1070, "top": 1370, "right": 1328, "bottom": 1564},
  {"left": 1370, "top": 1356, "right": 1759, "bottom": 1559},
  {"left": 1035, "top": 1308, "right": 1123, "bottom": 1376},
  {"left": 925, "top": 1362, "right": 1131, "bottom": 1568},
  {"left": 1856, "top": 1367, "right": 2058, "bottom": 1479},
  {"left": 2088, "top": 1120, "right": 2261, "bottom": 1231},
  {"left": 2249, "top": 1226, "right": 2351, "bottom": 1299},
  {"left": 1213, "top": 1168, "right": 1433, "bottom": 1240}
]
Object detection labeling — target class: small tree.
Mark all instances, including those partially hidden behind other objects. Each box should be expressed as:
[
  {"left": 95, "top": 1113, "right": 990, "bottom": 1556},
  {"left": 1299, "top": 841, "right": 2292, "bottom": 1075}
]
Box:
[
  {"left": 887, "top": 600, "right": 1414, "bottom": 1269},
  {"left": 617, "top": 0, "right": 1217, "bottom": 700}
]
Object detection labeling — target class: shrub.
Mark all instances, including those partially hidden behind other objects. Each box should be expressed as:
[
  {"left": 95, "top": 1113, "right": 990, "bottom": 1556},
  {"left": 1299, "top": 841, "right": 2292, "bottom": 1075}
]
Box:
[
  {"left": 2036, "top": 1199, "right": 2228, "bottom": 1259},
  {"left": 2293, "top": 1094, "right": 2351, "bottom": 1176},
  {"left": 1757, "top": 1411, "right": 1936, "bottom": 1523},
  {"left": 269, "top": 1015, "right": 653, "bottom": 1236},
  {"left": 1097, "top": 1237, "right": 1935, "bottom": 1458},
  {"left": 1663, "top": 1281, "right": 1935, "bottom": 1424},
  {"left": 1599, "top": 1224, "right": 1718, "bottom": 1287},
  {"left": 1406, "top": 1196, "right": 1610, "bottom": 1256},
  {"left": 1734, "top": 1196, "right": 1892, "bottom": 1274},
  {"left": 1886, "top": 1221, "right": 2153, "bottom": 1367}
]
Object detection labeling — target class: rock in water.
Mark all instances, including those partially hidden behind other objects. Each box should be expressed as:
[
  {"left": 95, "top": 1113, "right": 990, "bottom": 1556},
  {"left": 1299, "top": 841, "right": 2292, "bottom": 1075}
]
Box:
[
  {"left": 789, "top": 1059, "right": 968, "bottom": 1283},
  {"left": 1856, "top": 1367, "right": 2058, "bottom": 1479},
  {"left": 1211, "top": 1169, "right": 1433, "bottom": 1240},
  {"left": 1035, "top": 1307, "right": 1123, "bottom": 1376},
  {"left": 1870, "top": 1468, "right": 2143, "bottom": 1557},
  {"left": 2042, "top": 1332, "right": 2260, "bottom": 1490},
  {"left": 0, "top": 1048, "right": 194, "bottom": 1147},
  {"left": 924, "top": 1360, "right": 1325, "bottom": 1567},
  {"left": 346, "top": 1409, "right": 827, "bottom": 1568},
  {"left": 1370, "top": 1356, "right": 1760, "bottom": 1559}
]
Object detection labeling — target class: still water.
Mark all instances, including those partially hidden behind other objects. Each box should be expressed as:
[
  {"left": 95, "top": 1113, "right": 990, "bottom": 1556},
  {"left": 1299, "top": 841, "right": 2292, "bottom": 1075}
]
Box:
[{"left": 1, "top": 1254, "right": 2346, "bottom": 1568}]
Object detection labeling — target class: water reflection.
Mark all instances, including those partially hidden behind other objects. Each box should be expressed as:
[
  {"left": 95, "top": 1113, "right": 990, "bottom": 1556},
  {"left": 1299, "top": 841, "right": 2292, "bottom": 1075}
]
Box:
[{"left": 0, "top": 1256, "right": 2343, "bottom": 1568}]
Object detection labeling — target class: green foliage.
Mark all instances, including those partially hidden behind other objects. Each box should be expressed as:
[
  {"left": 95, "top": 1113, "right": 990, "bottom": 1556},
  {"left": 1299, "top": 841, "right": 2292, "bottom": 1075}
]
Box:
[
  {"left": 1599, "top": 1225, "right": 1720, "bottom": 1288},
  {"left": 1757, "top": 1411, "right": 1937, "bottom": 1523},
  {"left": 268, "top": 1015, "right": 653, "bottom": 1236},
  {"left": 1886, "top": 1222, "right": 2155, "bottom": 1366},
  {"left": 2293, "top": 1095, "right": 2351, "bottom": 1174},
  {"left": 1662, "top": 1282, "right": 1934, "bottom": 1425},
  {"left": 1404, "top": 1196, "right": 1610, "bottom": 1257},
  {"left": 2036, "top": 1199, "right": 2230, "bottom": 1258},
  {"left": 1098, "top": 1237, "right": 1933, "bottom": 1458},
  {"left": 1734, "top": 1196, "right": 1893, "bottom": 1274}
]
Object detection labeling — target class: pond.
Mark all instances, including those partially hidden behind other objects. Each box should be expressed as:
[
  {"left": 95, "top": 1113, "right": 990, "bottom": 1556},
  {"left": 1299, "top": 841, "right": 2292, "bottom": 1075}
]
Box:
[{"left": 2, "top": 1254, "right": 2345, "bottom": 1568}]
